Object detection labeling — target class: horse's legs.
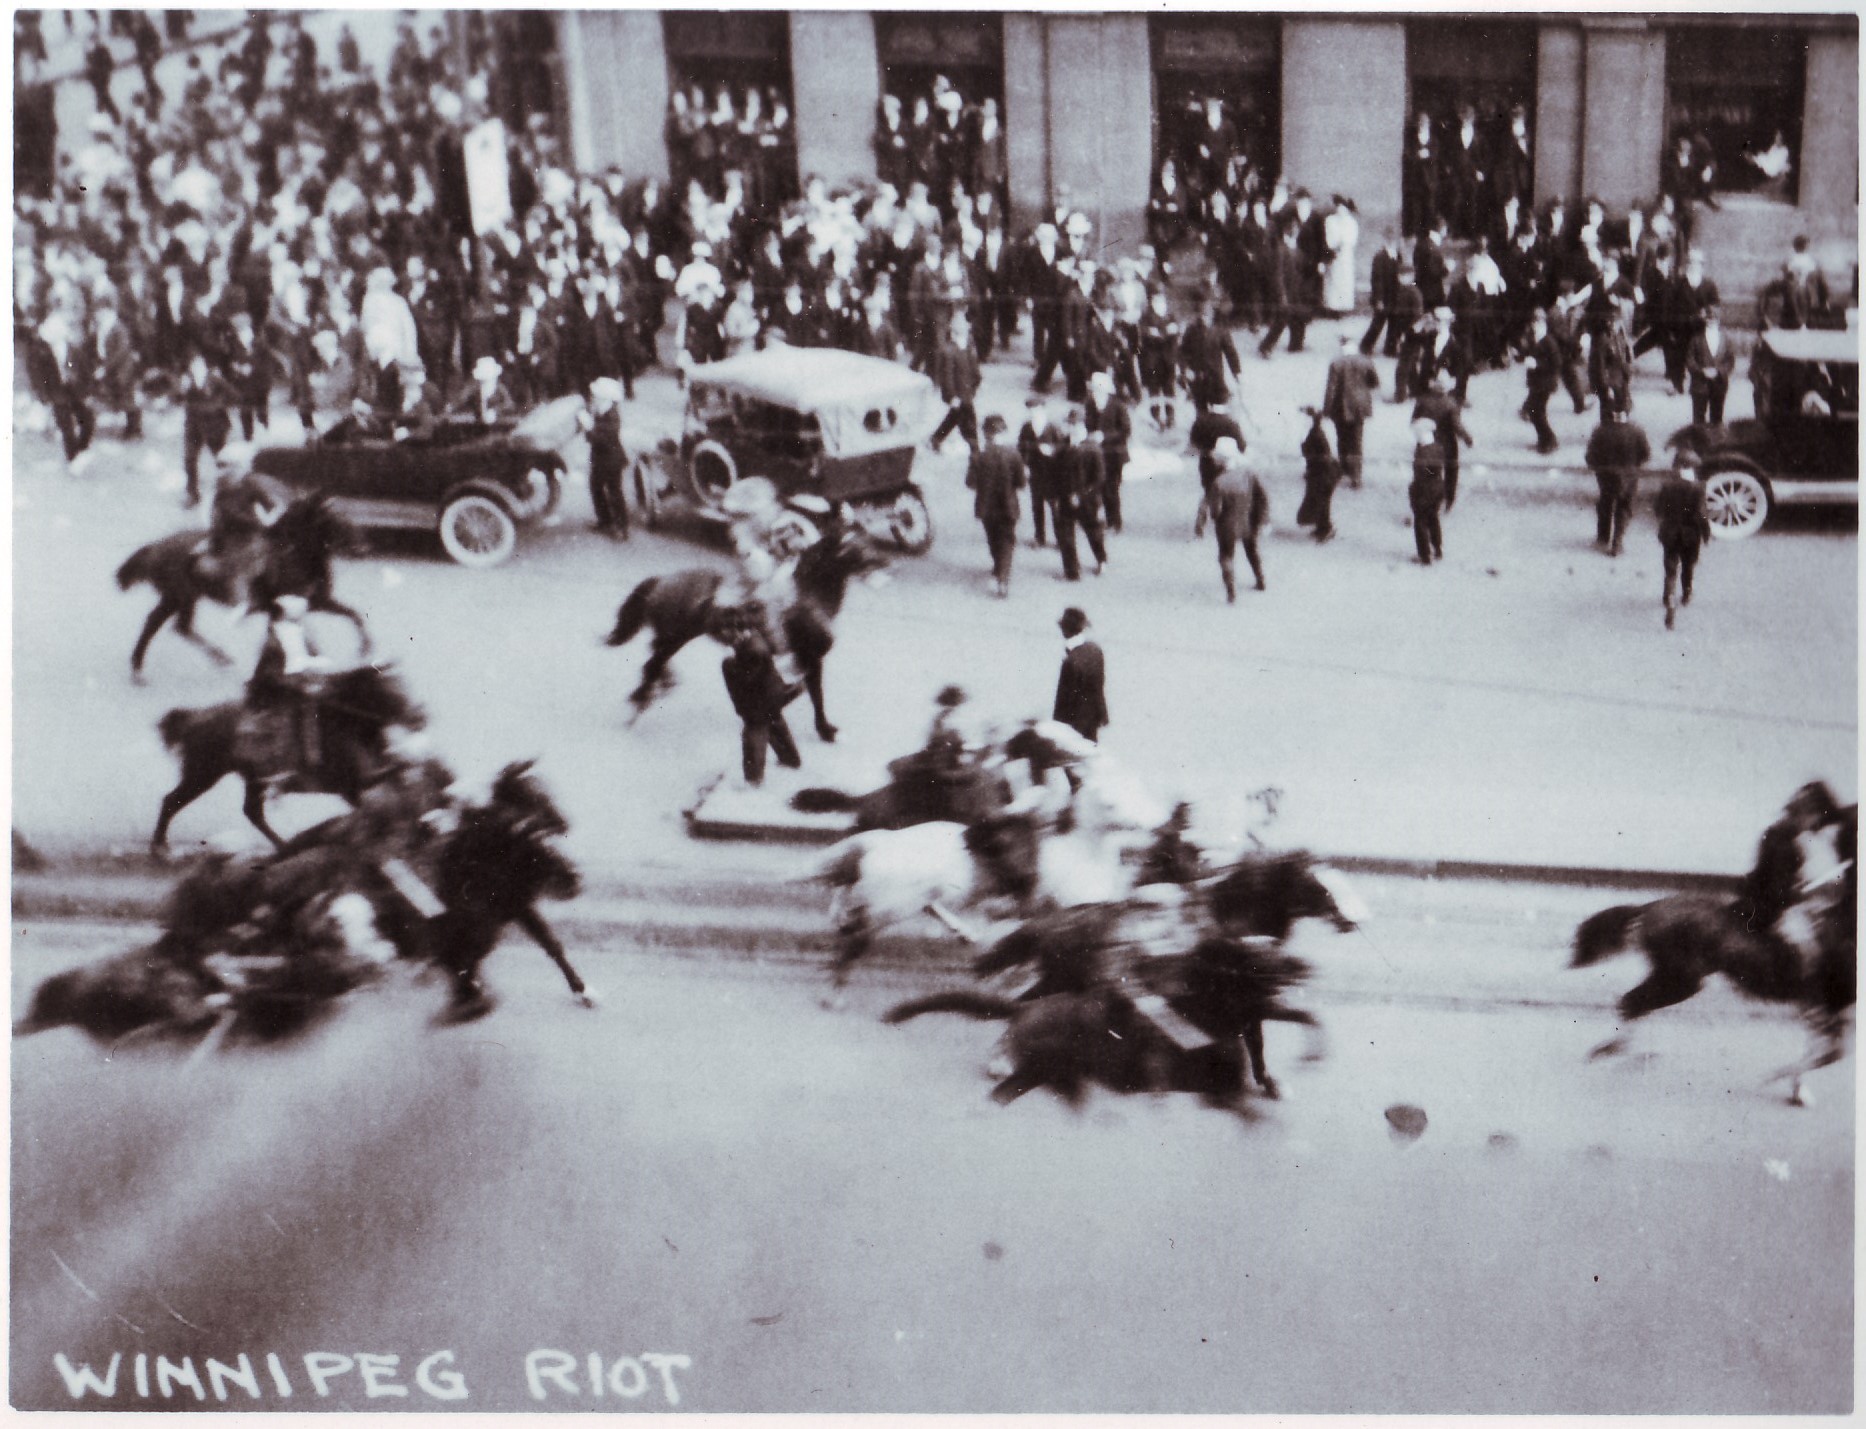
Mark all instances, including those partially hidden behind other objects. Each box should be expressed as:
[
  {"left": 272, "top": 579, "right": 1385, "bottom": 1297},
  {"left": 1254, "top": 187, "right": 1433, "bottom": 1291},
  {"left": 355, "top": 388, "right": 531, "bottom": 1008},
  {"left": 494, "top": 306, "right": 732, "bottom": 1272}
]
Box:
[
  {"left": 829, "top": 906, "right": 872, "bottom": 990},
  {"left": 628, "top": 634, "right": 683, "bottom": 720},
  {"left": 239, "top": 776, "right": 288, "bottom": 850},
  {"left": 1241, "top": 1021, "right": 1278, "bottom": 1098},
  {"left": 517, "top": 905, "right": 594, "bottom": 1006},
  {"left": 173, "top": 600, "right": 233, "bottom": 668},
  {"left": 990, "top": 1063, "right": 1046, "bottom": 1105},
  {"left": 1590, "top": 966, "right": 1705, "bottom": 1059},
  {"left": 151, "top": 759, "right": 224, "bottom": 853},
  {"left": 309, "top": 592, "right": 372, "bottom": 656},
  {"left": 1767, "top": 1023, "right": 1848, "bottom": 1107},
  {"left": 130, "top": 597, "right": 180, "bottom": 680}
]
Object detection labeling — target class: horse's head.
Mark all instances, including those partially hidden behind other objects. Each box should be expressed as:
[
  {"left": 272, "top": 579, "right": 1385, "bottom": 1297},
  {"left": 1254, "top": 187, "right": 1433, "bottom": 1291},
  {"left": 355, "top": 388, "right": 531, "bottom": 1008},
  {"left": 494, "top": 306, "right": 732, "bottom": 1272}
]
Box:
[
  {"left": 272, "top": 494, "right": 363, "bottom": 563},
  {"left": 1209, "top": 852, "right": 1364, "bottom": 939},
  {"left": 489, "top": 759, "right": 571, "bottom": 843},
  {"left": 794, "top": 518, "right": 890, "bottom": 608},
  {"left": 326, "top": 664, "right": 427, "bottom": 734}
]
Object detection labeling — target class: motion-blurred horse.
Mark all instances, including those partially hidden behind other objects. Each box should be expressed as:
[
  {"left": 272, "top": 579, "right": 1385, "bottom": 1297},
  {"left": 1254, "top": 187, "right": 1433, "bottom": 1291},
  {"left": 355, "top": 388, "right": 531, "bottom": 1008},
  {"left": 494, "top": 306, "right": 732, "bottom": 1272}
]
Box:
[
  {"left": 606, "top": 518, "right": 889, "bottom": 740},
  {"left": 117, "top": 494, "right": 368, "bottom": 680},
  {"left": 1572, "top": 793, "right": 1856, "bottom": 1105}
]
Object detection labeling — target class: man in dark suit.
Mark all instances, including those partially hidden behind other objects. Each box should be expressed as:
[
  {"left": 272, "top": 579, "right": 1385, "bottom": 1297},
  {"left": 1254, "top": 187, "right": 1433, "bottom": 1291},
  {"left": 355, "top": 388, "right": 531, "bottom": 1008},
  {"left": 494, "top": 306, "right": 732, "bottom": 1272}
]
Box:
[
  {"left": 1522, "top": 308, "right": 1562, "bottom": 455},
  {"left": 928, "top": 312, "right": 982, "bottom": 454},
  {"left": 1413, "top": 220, "right": 1450, "bottom": 311},
  {"left": 1408, "top": 417, "right": 1447, "bottom": 566},
  {"left": 1053, "top": 607, "right": 1107, "bottom": 744},
  {"left": 1085, "top": 369, "right": 1132, "bottom": 533},
  {"left": 1208, "top": 436, "right": 1268, "bottom": 600},
  {"left": 1654, "top": 457, "right": 1712, "bottom": 629},
  {"left": 721, "top": 623, "right": 803, "bottom": 788},
  {"left": 1053, "top": 406, "right": 1107, "bottom": 582},
  {"left": 1181, "top": 298, "right": 1240, "bottom": 409},
  {"left": 1322, "top": 332, "right": 1379, "bottom": 487},
  {"left": 1257, "top": 224, "right": 1313, "bottom": 357},
  {"left": 1685, "top": 306, "right": 1735, "bottom": 426},
  {"left": 966, "top": 415, "right": 1025, "bottom": 597},
  {"left": 1360, "top": 229, "right": 1405, "bottom": 357},
  {"left": 1411, "top": 370, "right": 1474, "bottom": 511},
  {"left": 1017, "top": 395, "right": 1064, "bottom": 548},
  {"left": 1584, "top": 405, "right": 1651, "bottom": 557},
  {"left": 1401, "top": 110, "right": 1438, "bottom": 238}
]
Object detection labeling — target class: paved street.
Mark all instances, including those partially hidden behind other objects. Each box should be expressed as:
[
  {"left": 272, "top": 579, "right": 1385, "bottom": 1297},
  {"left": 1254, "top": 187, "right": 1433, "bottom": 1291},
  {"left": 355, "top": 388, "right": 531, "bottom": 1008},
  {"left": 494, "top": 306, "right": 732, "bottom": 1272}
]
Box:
[
  {"left": 13, "top": 314, "right": 1856, "bottom": 876},
  {"left": 10, "top": 873, "right": 1852, "bottom": 1413}
]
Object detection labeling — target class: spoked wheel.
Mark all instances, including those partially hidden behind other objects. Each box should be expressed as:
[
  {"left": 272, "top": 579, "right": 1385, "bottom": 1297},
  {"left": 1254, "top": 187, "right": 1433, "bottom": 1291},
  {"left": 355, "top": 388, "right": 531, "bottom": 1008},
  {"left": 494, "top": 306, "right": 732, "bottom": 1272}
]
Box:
[
  {"left": 438, "top": 493, "right": 519, "bottom": 567},
  {"left": 886, "top": 487, "right": 934, "bottom": 555},
  {"left": 688, "top": 440, "right": 738, "bottom": 510},
  {"left": 1703, "top": 468, "right": 1770, "bottom": 540}
]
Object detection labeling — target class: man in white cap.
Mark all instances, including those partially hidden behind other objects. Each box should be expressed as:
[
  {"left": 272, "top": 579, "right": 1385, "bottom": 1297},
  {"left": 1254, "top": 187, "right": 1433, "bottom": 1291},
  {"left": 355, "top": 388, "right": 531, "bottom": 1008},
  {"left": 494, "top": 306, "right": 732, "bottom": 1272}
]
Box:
[{"left": 451, "top": 355, "right": 517, "bottom": 424}]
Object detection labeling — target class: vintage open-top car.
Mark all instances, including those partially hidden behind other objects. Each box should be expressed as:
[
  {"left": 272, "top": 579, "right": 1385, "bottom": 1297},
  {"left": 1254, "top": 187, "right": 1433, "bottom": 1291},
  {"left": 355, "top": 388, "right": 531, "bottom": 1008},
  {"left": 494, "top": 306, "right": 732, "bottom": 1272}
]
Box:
[
  {"left": 253, "top": 415, "right": 567, "bottom": 566},
  {"left": 634, "top": 347, "right": 940, "bottom": 554},
  {"left": 1668, "top": 325, "right": 1859, "bottom": 539}
]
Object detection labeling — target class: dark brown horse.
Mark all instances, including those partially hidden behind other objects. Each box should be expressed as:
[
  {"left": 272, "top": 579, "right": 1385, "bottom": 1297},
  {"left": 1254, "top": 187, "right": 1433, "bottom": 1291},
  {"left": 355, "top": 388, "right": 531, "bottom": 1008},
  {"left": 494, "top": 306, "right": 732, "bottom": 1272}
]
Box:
[
  {"left": 1572, "top": 800, "right": 1856, "bottom": 1105},
  {"left": 117, "top": 495, "right": 370, "bottom": 680},
  {"left": 606, "top": 518, "right": 889, "bottom": 740},
  {"left": 151, "top": 665, "right": 425, "bottom": 853}
]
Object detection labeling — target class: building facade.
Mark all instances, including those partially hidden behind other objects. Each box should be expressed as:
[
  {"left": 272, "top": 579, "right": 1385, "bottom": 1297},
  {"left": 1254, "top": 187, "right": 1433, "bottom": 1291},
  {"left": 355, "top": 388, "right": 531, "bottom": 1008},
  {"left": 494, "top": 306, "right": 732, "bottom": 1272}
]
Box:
[{"left": 560, "top": 11, "right": 1856, "bottom": 295}]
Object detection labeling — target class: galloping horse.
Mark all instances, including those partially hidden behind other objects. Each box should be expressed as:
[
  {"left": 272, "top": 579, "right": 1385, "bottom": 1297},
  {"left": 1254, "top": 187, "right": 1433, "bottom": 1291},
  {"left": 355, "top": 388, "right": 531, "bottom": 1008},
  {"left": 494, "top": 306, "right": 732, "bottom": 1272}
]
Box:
[
  {"left": 606, "top": 517, "right": 890, "bottom": 740},
  {"left": 1572, "top": 791, "right": 1856, "bottom": 1105},
  {"left": 151, "top": 664, "right": 425, "bottom": 853},
  {"left": 117, "top": 494, "right": 370, "bottom": 680}
]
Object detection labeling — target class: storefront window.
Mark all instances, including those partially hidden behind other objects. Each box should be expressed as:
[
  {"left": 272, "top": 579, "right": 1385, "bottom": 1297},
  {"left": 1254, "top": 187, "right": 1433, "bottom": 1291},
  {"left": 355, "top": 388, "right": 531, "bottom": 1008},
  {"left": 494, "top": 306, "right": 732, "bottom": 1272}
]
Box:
[
  {"left": 1150, "top": 15, "right": 1281, "bottom": 204},
  {"left": 1666, "top": 25, "right": 1806, "bottom": 204}
]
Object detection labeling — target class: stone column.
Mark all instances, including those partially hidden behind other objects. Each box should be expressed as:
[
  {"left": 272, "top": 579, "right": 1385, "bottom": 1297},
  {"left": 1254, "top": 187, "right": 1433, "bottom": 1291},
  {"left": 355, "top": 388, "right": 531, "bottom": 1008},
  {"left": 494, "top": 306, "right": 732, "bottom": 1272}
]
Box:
[
  {"left": 1534, "top": 23, "right": 1584, "bottom": 205},
  {"left": 557, "top": 11, "right": 669, "bottom": 179},
  {"left": 789, "top": 12, "right": 881, "bottom": 188},
  {"left": 1026, "top": 15, "right": 1153, "bottom": 253},
  {"left": 1281, "top": 17, "right": 1406, "bottom": 246},
  {"left": 1001, "top": 13, "right": 1051, "bottom": 229},
  {"left": 1799, "top": 30, "right": 1858, "bottom": 231},
  {"left": 1579, "top": 20, "right": 1666, "bottom": 208}
]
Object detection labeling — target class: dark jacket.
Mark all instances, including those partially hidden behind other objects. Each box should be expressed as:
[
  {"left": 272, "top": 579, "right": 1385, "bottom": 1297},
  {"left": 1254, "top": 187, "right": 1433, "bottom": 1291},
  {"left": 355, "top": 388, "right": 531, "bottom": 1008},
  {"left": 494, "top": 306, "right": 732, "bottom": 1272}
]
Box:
[
  {"left": 1322, "top": 352, "right": 1379, "bottom": 423},
  {"left": 1584, "top": 419, "right": 1652, "bottom": 476},
  {"left": 1210, "top": 465, "right": 1269, "bottom": 538},
  {"left": 1087, "top": 394, "right": 1131, "bottom": 457},
  {"left": 1654, "top": 474, "right": 1712, "bottom": 546},
  {"left": 721, "top": 640, "right": 791, "bottom": 726},
  {"left": 1409, "top": 442, "right": 1447, "bottom": 508},
  {"left": 1686, "top": 328, "right": 1736, "bottom": 393},
  {"left": 1054, "top": 640, "right": 1108, "bottom": 741},
  {"left": 1369, "top": 247, "right": 1403, "bottom": 311},
  {"left": 966, "top": 444, "right": 1025, "bottom": 524}
]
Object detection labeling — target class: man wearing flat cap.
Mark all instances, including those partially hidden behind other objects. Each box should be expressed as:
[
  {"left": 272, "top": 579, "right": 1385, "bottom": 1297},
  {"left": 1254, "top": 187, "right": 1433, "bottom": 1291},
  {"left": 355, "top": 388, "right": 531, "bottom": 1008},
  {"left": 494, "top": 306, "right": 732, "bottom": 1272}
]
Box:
[{"left": 1053, "top": 607, "right": 1107, "bottom": 745}]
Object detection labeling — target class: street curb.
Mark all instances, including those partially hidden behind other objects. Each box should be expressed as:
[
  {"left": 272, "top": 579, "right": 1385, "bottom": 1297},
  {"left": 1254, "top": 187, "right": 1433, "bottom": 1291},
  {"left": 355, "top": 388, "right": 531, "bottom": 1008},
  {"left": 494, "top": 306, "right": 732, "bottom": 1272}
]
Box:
[{"left": 10, "top": 849, "right": 1739, "bottom": 928}]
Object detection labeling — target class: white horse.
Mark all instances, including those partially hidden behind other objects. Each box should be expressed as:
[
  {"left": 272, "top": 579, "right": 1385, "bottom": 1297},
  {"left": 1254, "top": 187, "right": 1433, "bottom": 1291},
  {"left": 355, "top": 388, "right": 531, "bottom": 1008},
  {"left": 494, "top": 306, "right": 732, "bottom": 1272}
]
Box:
[{"left": 815, "top": 730, "right": 1168, "bottom": 987}]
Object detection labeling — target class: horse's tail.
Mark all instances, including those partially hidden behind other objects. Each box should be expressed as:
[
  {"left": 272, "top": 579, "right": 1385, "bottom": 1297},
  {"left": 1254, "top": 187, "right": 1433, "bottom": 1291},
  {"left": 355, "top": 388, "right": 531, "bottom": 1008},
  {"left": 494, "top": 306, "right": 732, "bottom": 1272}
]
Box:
[
  {"left": 607, "top": 578, "right": 658, "bottom": 647},
  {"left": 157, "top": 708, "right": 200, "bottom": 753},
  {"left": 1571, "top": 903, "right": 1648, "bottom": 968},
  {"left": 793, "top": 788, "right": 860, "bottom": 815},
  {"left": 116, "top": 542, "right": 155, "bottom": 591},
  {"left": 883, "top": 990, "right": 1021, "bottom": 1025}
]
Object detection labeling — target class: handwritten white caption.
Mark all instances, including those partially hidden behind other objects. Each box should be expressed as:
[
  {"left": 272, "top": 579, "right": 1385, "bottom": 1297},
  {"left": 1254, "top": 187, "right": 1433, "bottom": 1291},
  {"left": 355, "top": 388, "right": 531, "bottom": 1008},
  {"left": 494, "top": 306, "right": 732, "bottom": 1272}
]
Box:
[{"left": 52, "top": 1349, "right": 692, "bottom": 1406}]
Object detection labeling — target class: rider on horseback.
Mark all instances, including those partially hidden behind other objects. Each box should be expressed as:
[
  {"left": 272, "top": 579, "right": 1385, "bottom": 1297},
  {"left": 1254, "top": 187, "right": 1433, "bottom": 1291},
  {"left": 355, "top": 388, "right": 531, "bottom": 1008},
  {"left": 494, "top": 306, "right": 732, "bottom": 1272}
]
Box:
[
  {"left": 246, "top": 595, "right": 336, "bottom": 770},
  {"left": 192, "top": 445, "right": 282, "bottom": 605},
  {"left": 884, "top": 686, "right": 1006, "bottom": 827}
]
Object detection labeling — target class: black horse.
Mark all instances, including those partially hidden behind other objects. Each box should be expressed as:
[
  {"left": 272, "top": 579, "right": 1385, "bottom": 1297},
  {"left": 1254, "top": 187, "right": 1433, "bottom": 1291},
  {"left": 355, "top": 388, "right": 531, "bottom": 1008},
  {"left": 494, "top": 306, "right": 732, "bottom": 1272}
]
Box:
[
  {"left": 887, "top": 935, "right": 1318, "bottom": 1111},
  {"left": 415, "top": 761, "right": 589, "bottom": 1022},
  {"left": 151, "top": 664, "right": 425, "bottom": 852},
  {"left": 1571, "top": 800, "right": 1856, "bottom": 1104},
  {"left": 117, "top": 494, "right": 370, "bottom": 680},
  {"left": 606, "top": 519, "right": 889, "bottom": 741}
]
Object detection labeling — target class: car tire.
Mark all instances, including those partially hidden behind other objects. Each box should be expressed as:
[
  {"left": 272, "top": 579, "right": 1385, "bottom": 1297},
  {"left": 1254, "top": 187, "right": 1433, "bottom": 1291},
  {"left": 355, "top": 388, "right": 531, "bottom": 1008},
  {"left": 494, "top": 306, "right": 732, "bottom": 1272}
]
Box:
[
  {"left": 888, "top": 488, "right": 934, "bottom": 555},
  {"left": 438, "top": 492, "right": 519, "bottom": 567},
  {"left": 1703, "top": 468, "right": 1770, "bottom": 541},
  {"left": 688, "top": 440, "right": 738, "bottom": 509}
]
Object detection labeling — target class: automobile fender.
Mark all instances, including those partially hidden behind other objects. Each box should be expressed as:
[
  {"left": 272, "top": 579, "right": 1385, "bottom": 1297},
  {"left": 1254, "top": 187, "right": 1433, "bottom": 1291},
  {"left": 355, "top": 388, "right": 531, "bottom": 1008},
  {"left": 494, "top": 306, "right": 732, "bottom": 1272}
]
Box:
[{"left": 442, "top": 478, "right": 525, "bottom": 519}]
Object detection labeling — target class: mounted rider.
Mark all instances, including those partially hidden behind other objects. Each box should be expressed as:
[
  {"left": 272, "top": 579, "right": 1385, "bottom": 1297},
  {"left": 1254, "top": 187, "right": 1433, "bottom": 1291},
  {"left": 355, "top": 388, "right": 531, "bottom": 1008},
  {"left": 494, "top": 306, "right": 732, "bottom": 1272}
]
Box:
[
  {"left": 192, "top": 443, "right": 284, "bottom": 605},
  {"left": 245, "top": 593, "right": 338, "bottom": 771},
  {"left": 883, "top": 686, "right": 1009, "bottom": 827},
  {"left": 717, "top": 475, "right": 826, "bottom": 675}
]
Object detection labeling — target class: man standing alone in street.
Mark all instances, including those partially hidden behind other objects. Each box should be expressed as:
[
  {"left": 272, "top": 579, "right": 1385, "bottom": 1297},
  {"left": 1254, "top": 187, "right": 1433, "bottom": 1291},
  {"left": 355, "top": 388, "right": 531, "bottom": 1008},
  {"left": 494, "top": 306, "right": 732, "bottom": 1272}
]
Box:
[
  {"left": 1208, "top": 436, "right": 1269, "bottom": 601},
  {"left": 1322, "top": 331, "right": 1378, "bottom": 488},
  {"left": 1584, "top": 404, "right": 1651, "bottom": 557},
  {"left": 1655, "top": 455, "right": 1712, "bottom": 630},
  {"left": 1409, "top": 416, "right": 1447, "bottom": 566},
  {"left": 1054, "top": 607, "right": 1108, "bottom": 745},
  {"left": 965, "top": 415, "right": 1025, "bottom": 597}
]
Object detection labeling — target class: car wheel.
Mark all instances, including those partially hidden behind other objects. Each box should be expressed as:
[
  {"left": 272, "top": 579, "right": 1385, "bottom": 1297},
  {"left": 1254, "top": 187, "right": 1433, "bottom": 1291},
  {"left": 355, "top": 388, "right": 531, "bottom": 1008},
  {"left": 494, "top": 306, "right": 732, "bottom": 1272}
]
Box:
[
  {"left": 888, "top": 488, "right": 934, "bottom": 555},
  {"left": 1703, "top": 468, "right": 1770, "bottom": 541},
  {"left": 438, "top": 493, "right": 518, "bottom": 567},
  {"left": 632, "top": 456, "right": 662, "bottom": 530},
  {"left": 688, "top": 439, "right": 737, "bottom": 509}
]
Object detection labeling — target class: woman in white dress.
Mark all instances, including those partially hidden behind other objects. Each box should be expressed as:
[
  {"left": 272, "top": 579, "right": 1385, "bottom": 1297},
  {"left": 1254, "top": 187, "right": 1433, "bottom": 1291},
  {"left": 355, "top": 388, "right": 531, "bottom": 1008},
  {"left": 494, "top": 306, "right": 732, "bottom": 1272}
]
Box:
[{"left": 1322, "top": 196, "right": 1360, "bottom": 317}]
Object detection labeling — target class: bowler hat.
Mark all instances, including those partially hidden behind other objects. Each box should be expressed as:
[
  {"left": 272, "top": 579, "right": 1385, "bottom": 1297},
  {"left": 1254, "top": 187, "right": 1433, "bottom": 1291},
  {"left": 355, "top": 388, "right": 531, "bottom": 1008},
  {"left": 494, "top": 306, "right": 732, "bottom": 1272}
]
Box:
[
  {"left": 982, "top": 413, "right": 1008, "bottom": 439},
  {"left": 1059, "top": 608, "right": 1090, "bottom": 637}
]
